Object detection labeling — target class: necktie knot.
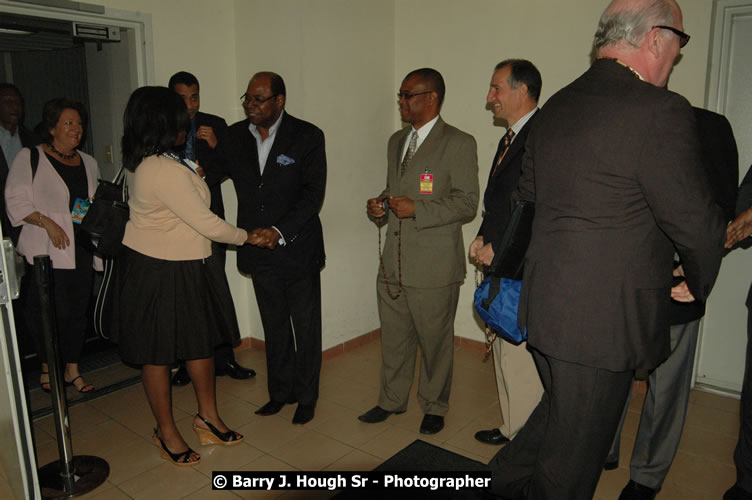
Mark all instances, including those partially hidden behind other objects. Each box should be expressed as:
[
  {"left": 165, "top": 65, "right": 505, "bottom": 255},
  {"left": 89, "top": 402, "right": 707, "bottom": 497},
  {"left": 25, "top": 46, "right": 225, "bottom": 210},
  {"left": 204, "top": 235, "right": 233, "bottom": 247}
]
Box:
[{"left": 503, "top": 128, "right": 515, "bottom": 148}]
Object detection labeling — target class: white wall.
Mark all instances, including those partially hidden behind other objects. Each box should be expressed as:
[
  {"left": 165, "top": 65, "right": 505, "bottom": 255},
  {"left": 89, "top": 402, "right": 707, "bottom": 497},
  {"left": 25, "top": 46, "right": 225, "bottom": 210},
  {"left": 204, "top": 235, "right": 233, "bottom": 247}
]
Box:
[{"left": 232, "top": 0, "right": 396, "bottom": 347}]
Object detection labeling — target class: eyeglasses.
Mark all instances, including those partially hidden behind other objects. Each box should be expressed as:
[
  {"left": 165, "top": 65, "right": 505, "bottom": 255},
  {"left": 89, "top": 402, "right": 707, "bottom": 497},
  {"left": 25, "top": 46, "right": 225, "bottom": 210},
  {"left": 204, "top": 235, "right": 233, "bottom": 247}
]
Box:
[
  {"left": 397, "top": 91, "right": 432, "bottom": 100},
  {"left": 653, "top": 25, "right": 690, "bottom": 48},
  {"left": 240, "top": 93, "right": 279, "bottom": 105}
]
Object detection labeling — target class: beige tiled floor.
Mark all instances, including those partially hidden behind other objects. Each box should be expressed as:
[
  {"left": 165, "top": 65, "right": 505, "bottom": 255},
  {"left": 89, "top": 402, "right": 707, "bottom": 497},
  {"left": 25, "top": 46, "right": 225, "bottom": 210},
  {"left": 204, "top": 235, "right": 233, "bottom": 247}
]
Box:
[{"left": 10, "top": 338, "right": 741, "bottom": 499}]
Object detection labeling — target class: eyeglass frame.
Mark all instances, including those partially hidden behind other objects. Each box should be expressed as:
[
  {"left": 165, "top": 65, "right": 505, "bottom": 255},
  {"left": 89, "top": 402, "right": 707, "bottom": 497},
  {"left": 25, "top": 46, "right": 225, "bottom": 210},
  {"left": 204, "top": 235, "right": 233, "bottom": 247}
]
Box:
[
  {"left": 397, "top": 90, "right": 433, "bottom": 101},
  {"left": 240, "top": 93, "right": 279, "bottom": 105},
  {"left": 652, "top": 25, "right": 690, "bottom": 48}
]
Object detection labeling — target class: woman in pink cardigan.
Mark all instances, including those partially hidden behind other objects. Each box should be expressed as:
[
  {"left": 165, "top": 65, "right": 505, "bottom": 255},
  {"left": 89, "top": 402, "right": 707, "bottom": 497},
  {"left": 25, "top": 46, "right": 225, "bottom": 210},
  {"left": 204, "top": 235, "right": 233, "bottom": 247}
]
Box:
[
  {"left": 111, "top": 87, "right": 258, "bottom": 467},
  {"left": 5, "top": 98, "right": 100, "bottom": 394}
]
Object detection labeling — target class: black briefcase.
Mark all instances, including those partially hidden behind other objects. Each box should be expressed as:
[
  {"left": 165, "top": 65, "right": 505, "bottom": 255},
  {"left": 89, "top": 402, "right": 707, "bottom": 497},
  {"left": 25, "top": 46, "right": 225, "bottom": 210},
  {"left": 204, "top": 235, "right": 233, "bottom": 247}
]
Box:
[{"left": 487, "top": 199, "right": 535, "bottom": 280}]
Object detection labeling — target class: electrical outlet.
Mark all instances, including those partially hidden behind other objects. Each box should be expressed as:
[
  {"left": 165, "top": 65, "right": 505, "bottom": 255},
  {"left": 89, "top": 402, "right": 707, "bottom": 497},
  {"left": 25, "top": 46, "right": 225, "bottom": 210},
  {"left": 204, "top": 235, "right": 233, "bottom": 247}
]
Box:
[{"left": 104, "top": 145, "right": 113, "bottom": 164}]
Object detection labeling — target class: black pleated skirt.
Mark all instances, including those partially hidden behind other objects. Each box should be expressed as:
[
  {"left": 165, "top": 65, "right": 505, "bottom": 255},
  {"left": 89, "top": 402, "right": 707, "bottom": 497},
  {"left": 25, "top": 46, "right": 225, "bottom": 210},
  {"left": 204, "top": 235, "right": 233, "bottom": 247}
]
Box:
[{"left": 110, "top": 246, "right": 240, "bottom": 365}]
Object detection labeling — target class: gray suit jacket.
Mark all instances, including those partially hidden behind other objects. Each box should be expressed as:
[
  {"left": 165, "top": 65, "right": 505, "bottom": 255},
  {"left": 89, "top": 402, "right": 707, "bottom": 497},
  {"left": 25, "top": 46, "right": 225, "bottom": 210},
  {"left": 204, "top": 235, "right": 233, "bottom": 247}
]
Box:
[
  {"left": 377, "top": 117, "right": 478, "bottom": 288},
  {"left": 516, "top": 59, "right": 726, "bottom": 371}
]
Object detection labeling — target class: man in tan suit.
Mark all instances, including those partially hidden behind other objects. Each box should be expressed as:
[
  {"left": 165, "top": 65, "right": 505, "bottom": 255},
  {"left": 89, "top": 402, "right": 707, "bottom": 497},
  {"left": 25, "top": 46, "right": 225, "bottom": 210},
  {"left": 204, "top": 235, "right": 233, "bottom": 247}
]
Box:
[{"left": 359, "top": 68, "right": 478, "bottom": 435}]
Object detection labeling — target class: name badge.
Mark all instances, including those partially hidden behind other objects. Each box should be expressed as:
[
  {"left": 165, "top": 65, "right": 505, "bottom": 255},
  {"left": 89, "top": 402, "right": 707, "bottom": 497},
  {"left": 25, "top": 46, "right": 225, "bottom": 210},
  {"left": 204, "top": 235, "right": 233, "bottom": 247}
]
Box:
[
  {"left": 420, "top": 174, "right": 434, "bottom": 194},
  {"left": 72, "top": 197, "right": 90, "bottom": 224}
]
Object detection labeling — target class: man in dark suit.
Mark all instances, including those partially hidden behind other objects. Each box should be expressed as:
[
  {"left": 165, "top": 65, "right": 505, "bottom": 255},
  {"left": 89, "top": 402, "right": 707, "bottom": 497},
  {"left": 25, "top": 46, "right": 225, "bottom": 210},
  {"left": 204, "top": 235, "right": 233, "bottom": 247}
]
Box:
[
  {"left": 360, "top": 68, "right": 478, "bottom": 435},
  {"left": 167, "top": 71, "right": 255, "bottom": 385},
  {"left": 724, "top": 167, "right": 752, "bottom": 500},
  {"left": 488, "top": 1, "right": 726, "bottom": 498},
  {"left": 0, "top": 83, "right": 39, "bottom": 240},
  {"left": 470, "top": 59, "right": 543, "bottom": 447},
  {"left": 1, "top": 83, "right": 40, "bottom": 358},
  {"left": 218, "top": 72, "right": 326, "bottom": 425},
  {"left": 606, "top": 107, "right": 738, "bottom": 500}
]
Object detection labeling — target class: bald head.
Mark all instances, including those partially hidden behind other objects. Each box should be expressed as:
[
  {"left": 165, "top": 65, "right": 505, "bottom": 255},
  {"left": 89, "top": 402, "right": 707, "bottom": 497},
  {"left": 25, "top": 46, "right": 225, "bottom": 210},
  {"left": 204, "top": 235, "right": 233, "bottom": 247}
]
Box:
[
  {"left": 595, "top": 0, "right": 679, "bottom": 50},
  {"left": 594, "top": 0, "right": 685, "bottom": 87}
]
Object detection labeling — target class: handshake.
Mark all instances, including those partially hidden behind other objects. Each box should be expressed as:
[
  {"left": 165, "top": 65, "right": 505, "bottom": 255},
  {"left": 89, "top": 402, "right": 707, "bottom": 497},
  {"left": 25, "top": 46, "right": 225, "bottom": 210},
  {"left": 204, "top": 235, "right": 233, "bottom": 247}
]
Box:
[{"left": 246, "top": 227, "right": 281, "bottom": 249}]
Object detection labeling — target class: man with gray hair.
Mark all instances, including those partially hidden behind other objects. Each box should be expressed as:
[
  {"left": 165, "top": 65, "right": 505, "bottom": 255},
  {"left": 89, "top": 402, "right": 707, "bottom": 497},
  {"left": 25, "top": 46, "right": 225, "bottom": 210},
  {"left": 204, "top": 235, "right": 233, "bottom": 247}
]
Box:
[
  {"left": 470, "top": 59, "right": 543, "bottom": 447},
  {"left": 487, "top": 1, "right": 725, "bottom": 498}
]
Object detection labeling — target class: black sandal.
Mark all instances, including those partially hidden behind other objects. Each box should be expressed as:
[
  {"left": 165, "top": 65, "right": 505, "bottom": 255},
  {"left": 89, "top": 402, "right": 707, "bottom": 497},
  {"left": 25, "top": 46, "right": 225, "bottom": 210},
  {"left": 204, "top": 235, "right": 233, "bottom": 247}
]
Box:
[
  {"left": 64, "top": 375, "right": 95, "bottom": 393},
  {"left": 151, "top": 428, "right": 200, "bottom": 466},
  {"left": 40, "top": 371, "right": 50, "bottom": 393},
  {"left": 193, "top": 414, "right": 244, "bottom": 446}
]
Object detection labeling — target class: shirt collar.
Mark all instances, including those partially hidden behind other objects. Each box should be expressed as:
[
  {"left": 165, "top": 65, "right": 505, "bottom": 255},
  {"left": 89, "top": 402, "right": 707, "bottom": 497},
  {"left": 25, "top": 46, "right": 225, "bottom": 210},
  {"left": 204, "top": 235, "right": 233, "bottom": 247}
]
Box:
[
  {"left": 411, "top": 114, "right": 440, "bottom": 142},
  {"left": 249, "top": 110, "right": 284, "bottom": 141},
  {"left": 509, "top": 107, "right": 538, "bottom": 139}
]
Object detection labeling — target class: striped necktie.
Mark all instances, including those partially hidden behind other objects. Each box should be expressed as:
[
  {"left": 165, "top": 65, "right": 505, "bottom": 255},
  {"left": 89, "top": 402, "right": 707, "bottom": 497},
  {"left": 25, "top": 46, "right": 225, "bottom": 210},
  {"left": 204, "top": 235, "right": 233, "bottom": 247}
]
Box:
[
  {"left": 491, "top": 128, "right": 516, "bottom": 177},
  {"left": 400, "top": 130, "right": 418, "bottom": 176}
]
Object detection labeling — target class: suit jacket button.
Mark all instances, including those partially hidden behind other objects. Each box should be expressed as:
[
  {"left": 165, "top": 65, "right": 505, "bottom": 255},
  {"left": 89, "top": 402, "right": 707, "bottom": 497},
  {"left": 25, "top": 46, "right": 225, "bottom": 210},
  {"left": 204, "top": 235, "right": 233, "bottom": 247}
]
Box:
[
  {"left": 258, "top": 183, "right": 263, "bottom": 189},
  {"left": 260, "top": 205, "right": 265, "bottom": 211},
  {"left": 393, "top": 231, "right": 398, "bottom": 236}
]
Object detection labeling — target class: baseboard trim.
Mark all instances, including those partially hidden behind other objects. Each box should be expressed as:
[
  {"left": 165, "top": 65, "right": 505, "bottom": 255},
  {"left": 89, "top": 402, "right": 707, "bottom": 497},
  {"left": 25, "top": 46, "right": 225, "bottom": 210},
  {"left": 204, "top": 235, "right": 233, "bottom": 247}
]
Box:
[{"left": 237, "top": 331, "right": 487, "bottom": 361}]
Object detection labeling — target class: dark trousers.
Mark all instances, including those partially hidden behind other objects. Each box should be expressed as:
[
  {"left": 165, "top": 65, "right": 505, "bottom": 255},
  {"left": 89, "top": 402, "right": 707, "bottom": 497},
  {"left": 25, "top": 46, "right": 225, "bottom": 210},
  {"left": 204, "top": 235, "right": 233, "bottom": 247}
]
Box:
[
  {"left": 732, "top": 284, "right": 752, "bottom": 492},
  {"left": 251, "top": 266, "right": 322, "bottom": 406},
  {"left": 489, "top": 348, "right": 633, "bottom": 499},
  {"left": 208, "top": 241, "right": 234, "bottom": 366},
  {"left": 22, "top": 242, "right": 94, "bottom": 364}
]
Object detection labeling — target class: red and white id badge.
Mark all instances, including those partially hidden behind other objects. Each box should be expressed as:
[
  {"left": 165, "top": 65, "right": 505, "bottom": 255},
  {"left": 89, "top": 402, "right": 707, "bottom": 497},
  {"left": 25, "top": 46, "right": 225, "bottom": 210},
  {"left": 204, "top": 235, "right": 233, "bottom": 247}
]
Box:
[{"left": 420, "top": 173, "right": 434, "bottom": 194}]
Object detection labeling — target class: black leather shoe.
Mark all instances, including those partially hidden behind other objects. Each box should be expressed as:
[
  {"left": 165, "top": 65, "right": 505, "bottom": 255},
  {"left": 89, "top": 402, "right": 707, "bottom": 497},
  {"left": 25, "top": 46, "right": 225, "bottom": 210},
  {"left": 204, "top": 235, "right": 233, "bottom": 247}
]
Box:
[
  {"left": 603, "top": 459, "right": 619, "bottom": 470},
  {"left": 171, "top": 365, "right": 191, "bottom": 386},
  {"left": 474, "top": 428, "right": 509, "bottom": 445},
  {"left": 358, "top": 406, "right": 404, "bottom": 423},
  {"left": 216, "top": 360, "right": 256, "bottom": 379},
  {"left": 255, "top": 400, "right": 285, "bottom": 416},
  {"left": 419, "top": 414, "right": 444, "bottom": 435},
  {"left": 292, "top": 404, "right": 315, "bottom": 424},
  {"left": 618, "top": 480, "right": 658, "bottom": 500},
  {"left": 725, "top": 485, "right": 752, "bottom": 500}
]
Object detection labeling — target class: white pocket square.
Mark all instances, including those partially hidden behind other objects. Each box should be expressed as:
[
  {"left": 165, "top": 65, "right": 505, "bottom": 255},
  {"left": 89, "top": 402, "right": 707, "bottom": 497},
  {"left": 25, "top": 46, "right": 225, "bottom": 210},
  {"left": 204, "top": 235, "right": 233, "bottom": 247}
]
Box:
[{"left": 277, "top": 154, "right": 295, "bottom": 166}]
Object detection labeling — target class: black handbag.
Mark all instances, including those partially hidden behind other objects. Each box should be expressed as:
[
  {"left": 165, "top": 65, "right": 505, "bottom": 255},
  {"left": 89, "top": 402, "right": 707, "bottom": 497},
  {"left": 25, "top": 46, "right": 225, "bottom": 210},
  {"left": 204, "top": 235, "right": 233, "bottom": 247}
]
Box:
[
  {"left": 84, "top": 168, "right": 128, "bottom": 340},
  {"left": 80, "top": 167, "right": 128, "bottom": 257}
]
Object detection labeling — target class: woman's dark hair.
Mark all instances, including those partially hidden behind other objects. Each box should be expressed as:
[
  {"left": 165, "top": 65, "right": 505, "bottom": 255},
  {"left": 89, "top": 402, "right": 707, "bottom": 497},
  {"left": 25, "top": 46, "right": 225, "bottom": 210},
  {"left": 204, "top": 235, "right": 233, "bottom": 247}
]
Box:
[
  {"left": 121, "top": 86, "right": 190, "bottom": 172},
  {"left": 40, "top": 98, "right": 88, "bottom": 144}
]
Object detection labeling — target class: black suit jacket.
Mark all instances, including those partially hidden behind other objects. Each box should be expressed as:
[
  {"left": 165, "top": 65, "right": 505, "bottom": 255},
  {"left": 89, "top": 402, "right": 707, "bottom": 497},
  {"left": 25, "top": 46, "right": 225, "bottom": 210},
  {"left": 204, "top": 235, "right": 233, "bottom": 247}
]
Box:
[
  {"left": 478, "top": 110, "right": 537, "bottom": 254},
  {"left": 219, "top": 112, "right": 326, "bottom": 276},
  {"left": 193, "top": 111, "right": 228, "bottom": 219},
  {"left": 516, "top": 58, "right": 726, "bottom": 371},
  {"left": 0, "top": 125, "right": 40, "bottom": 237},
  {"left": 671, "top": 107, "right": 739, "bottom": 325},
  {"left": 736, "top": 164, "right": 752, "bottom": 307}
]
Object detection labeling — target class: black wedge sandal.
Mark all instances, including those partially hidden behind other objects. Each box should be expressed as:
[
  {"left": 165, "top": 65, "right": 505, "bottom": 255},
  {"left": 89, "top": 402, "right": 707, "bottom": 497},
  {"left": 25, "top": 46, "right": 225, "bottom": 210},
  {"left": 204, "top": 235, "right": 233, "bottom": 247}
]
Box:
[
  {"left": 192, "top": 414, "right": 244, "bottom": 446},
  {"left": 151, "top": 428, "right": 200, "bottom": 466}
]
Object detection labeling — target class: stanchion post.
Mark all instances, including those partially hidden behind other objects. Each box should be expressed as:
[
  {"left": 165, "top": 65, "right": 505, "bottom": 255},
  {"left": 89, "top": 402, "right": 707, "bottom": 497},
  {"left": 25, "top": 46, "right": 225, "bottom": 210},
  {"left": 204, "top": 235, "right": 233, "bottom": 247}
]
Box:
[
  {"left": 35, "top": 256, "right": 76, "bottom": 490},
  {"left": 33, "top": 255, "right": 109, "bottom": 498}
]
